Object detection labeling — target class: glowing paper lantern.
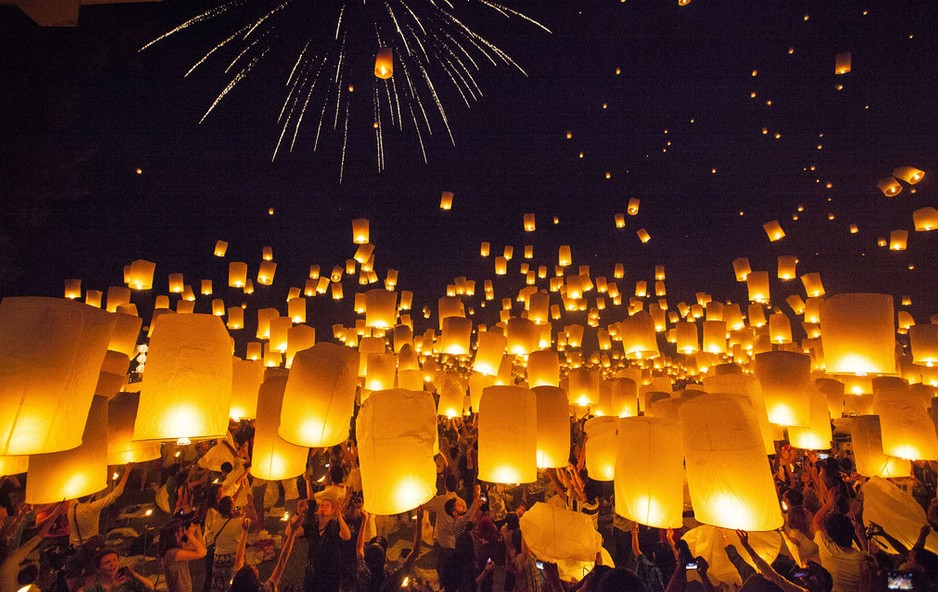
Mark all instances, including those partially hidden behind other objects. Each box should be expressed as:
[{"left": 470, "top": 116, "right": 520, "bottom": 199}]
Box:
[
  {"left": 747, "top": 271, "right": 770, "bottom": 303},
  {"left": 358, "top": 388, "right": 437, "bottom": 514},
  {"left": 374, "top": 47, "right": 393, "bottom": 78},
  {"left": 680, "top": 394, "right": 783, "bottom": 530},
  {"left": 636, "top": 228, "right": 651, "bottom": 243},
  {"left": 439, "top": 190, "right": 453, "bottom": 210},
  {"left": 788, "top": 388, "right": 832, "bottom": 450},
  {"left": 0, "top": 297, "right": 115, "bottom": 455},
  {"left": 769, "top": 313, "right": 792, "bottom": 344},
  {"left": 27, "top": 395, "right": 109, "bottom": 503},
  {"left": 850, "top": 415, "right": 910, "bottom": 478},
  {"left": 627, "top": 197, "right": 640, "bottom": 215},
  {"left": 763, "top": 220, "right": 785, "bottom": 241},
  {"left": 0, "top": 456, "right": 27, "bottom": 476},
  {"left": 106, "top": 393, "right": 161, "bottom": 465},
  {"left": 755, "top": 351, "right": 810, "bottom": 427},
  {"left": 878, "top": 177, "right": 903, "bottom": 197},
  {"left": 507, "top": 317, "right": 539, "bottom": 355},
  {"left": 675, "top": 321, "right": 699, "bottom": 354},
  {"left": 820, "top": 293, "right": 896, "bottom": 375},
  {"left": 733, "top": 258, "right": 752, "bottom": 281},
  {"left": 874, "top": 385, "right": 938, "bottom": 460},
  {"left": 533, "top": 386, "right": 570, "bottom": 468},
  {"left": 478, "top": 385, "right": 537, "bottom": 484},
  {"left": 584, "top": 416, "right": 617, "bottom": 481},
  {"left": 251, "top": 369, "right": 308, "bottom": 481},
  {"left": 229, "top": 358, "right": 264, "bottom": 419},
  {"left": 228, "top": 262, "right": 248, "bottom": 288},
  {"left": 621, "top": 311, "right": 660, "bottom": 359},
  {"left": 615, "top": 416, "right": 683, "bottom": 528},
  {"left": 473, "top": 331, "right": 506, "bottom": 376},
  {"left": 352, "top": 218, "right": 370, "bottom": 244},
  {"left": 127, "top": 260, "right": 155, "bottom": 290},
  {"left": 835, "top": 52, "right": 852, "bottom": 74},
  {"left": 913, "top": 208, "right": 938, "bottom": 231},
  {"left": 567, "top": 367, "right": 600, "bottom": 406},
  {"left": 364, "top": 289, "right": 397, "bottom": 329},
  {"left": 437, "top": 372, "right": 466, "bottom": 418},
  {"left": 64, "top": 278, "right": 81, "bottom": 299},
  {"left": 257, "top": 260, "right": 276, "bottom": 285},
  {"left": 911, "top": 324, "right": 938, "bottom": 366},
  {"left": 610, "top": 377, "right": 639, "bottom": 417},
  {"left": 135, "top": 314, "right": 232, "bottom": 442},
  {"left": 702, "top": 320, "right": 727, "bottom": 354},
  {"left": 894, "top": 166, "right": 924, "bottom": 185},
  {"left": 214, "top": 240, "right": 228, "bottom": 257},
  {"left": 440, "top": 317, "right": 472, "bottom": 355},
  {"left": 527, "top": 349, "right": 560, "bottom": 387}
]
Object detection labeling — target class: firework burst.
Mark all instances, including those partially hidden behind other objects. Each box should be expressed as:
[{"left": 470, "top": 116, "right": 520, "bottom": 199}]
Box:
[{"left": 142, "top": 0, "right": 549, "bottom": 181}]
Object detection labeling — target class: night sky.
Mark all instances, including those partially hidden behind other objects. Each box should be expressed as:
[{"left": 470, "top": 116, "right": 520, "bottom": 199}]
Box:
[{"left": 1, "top": 0, "right": 937, "bottom": 348}]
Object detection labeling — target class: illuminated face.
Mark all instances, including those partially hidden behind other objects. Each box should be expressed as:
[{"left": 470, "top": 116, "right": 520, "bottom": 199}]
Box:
[
  {"left": 317, "top": 500, "right": 336, "bottom": 518},
  {"left": 452, "top": 499, "right": 467, "bottom": 517},
  {"left": 99, "top": 553, "right": 120, "bottom": 576}
]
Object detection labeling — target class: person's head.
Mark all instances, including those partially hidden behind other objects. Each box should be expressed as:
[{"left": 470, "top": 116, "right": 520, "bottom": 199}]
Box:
[
  {"left": 794, "top": 562, "right": 833, "bottom": 592},
  {"left": 505, "top": 513, "right": 520, "bottom": 531},
  {"left": 583, "top": 480, "right": 600, "bottom": 504},
  {"left": 823, "top": 512, "right": 854, "bottom": 548},
  {"left": 363, "top": 543, "right": 387, "bottom": 575},
  {"left": 515, "top": 504, "right": 526, "bottom": 518},
  {"left": 220, "top": 462, "right": 233, "bottom": 475},
  {"left": 782, "top": 488, "right": 804, "bottom": 509},
  {"left": 16, "top": 564, "right": 38, "bottom": 587},
  {"left": 819, "top": 458, "right": 843, "bottom": 489},
  {"left": 95, "top": 550, "right": 120, "bottom": 578},
  {"left": 444, "top": 497, "right": 467, "bottom": 518},
  {"left": 218, "top": 496, "right": 237, "bottom": 518},
  {"left": 158, "top": 519, "right": 187, "bottom": 557},
  {"left": 329, "top": 463, "right": 345, "bottom": 486},
  {"left": 230, "top": 564, "right": 261, "bottom": 592},
  {"left": 444, "top": 474, "right": 458, "bottom": 493},
  {"left": 205, "top": 483, "right": 224, "bottom": 507},
  {"left": 786, "top": 506, "right": 812, "bottom": 535},
  {"left": 317, "top": 499, "right": 337, "bottom": 518}
]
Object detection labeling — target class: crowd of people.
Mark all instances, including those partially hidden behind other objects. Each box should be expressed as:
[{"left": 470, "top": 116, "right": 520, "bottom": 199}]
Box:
[{"left": 2, "top": 411, "right": 938, "bottom": 592}]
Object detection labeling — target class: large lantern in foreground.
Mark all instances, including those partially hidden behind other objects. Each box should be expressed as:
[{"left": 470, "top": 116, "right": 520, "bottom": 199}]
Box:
[
  {"left": 584, "top": 416, "right": 618, "bottom": 481},
  {"left": 229, "top": 358, "right": 264, "bottom": 420},
  {"left": 850, "top": 415, "right": 910, "bottom": 478},
  {"left": 680, "top": 394, "right": 782, "bottom": 531},
  {"left": 615, "top": 416, "right": 684, "bottom": 528},
  {"left": 252, "top": 369, "right": 308, "bottom": 481},
  {"left": 134, "top": 314, "right": 232, "bottom": 442},
  {"left": 279, "top": 343, "right": 359, "bottom": 448},
  {"left": 107, "top": 393, "right": 161, "bottom": 465},
  {"left": 27, "top": 396, "right": 108, "bottom": 503},
  {"left": 357, "top": 389, "right": 437, "bottom": 515},
  {"left": 0, "top": 297, "right": 115, "bottom": 456},
  {"left": 874, "top": 386, "right": 938, "bottom": 460},
  {"left": 478, "top": 386, "right": 537, "bottom": 484},
  {"left": 820, "top": 293, "right": 896, "bottom": 376},
  {"left": 533, "top": 386, "right": 570, "bottom": 469}
]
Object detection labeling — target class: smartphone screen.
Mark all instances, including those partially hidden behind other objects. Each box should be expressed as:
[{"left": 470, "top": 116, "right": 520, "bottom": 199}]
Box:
[
  {"left": 685, "top": 561, "right": 698, "bottom": 571},
  {"left": 887, "top": 571, "right": 914, "bottom": 591}
]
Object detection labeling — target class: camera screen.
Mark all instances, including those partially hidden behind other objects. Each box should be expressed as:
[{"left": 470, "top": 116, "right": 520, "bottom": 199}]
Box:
[{"left": 888, "top": 572, "right": 914, "bottom": 590}]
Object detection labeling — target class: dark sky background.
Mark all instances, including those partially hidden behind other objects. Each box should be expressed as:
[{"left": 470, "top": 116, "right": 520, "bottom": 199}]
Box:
[{"left": 1, "top": 0, "right": 936, "bottom": 348}]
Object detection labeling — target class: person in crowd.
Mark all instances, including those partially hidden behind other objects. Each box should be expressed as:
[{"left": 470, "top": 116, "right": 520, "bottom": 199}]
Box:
[
  {"left": 68, "top": 464, "right": 133, "bottom": 551},
  {"left": 810, "top": 489, "right": 864, "bottom": 592},
  {"left": 158, "top": 519, "right": 206, "bottom": 592},
  {"left": 1, "top": 503, "right": 65, "bottom": 592},
  {"left": 474, "top": 500, "right": 502, "bottom": 592},
  {"left": 630, "top": 523, "right": 666, "bottom": 592},
  {"left": 297, "top": 496, "right": 351, "bottom": 592},
  {"left": 204, "top": 496, "right": 246, "bottom": 592},
  {"left": 230, "top": 510, "right": 304, "bottom": 592},
  {"left": 425, "top": 475, "right": 464, "bottom": 581},
  {"left": 355, "top": 505, "right": 424, "bottom": 592},
  {"left": 783, "top": 505, "right": 820, "bottom": 567},
  {"left": 735, "top": 530, "right": 833, "bottom": 592},
  {"left": 439, "top": 484, "right": 483, "bottom": 592},
  {"left": 81, "top": 549, "right": 154, "bottom": 592}
]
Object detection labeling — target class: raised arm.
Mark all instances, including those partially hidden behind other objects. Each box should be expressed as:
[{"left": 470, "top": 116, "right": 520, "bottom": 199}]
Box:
[
  {"left": 401, "top": 506, "right": 425, "bottom": 572},
  {"left": 268, "top": 513, "right": 303, "bottom": 586},
  {"left": 233, "top": 516, "right": 253, "bottom": 573},
  {"left": 631, "top": 523, "right": 642, "bottom": 558}
]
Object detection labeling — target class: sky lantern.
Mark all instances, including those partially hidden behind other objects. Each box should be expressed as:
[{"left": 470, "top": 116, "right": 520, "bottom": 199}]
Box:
[
  {"left": 440, "top": 317, "right": 472, "bottom": 355},
  {"left": 913, "top": 207, "right": 938, "bottom": 231},
  {"left": 610, "top": 377, "right": 639, "bottom": 417},
  {"left": 365, "top": 353, "right": 396, "bottom": 392},
  {"left": 473, "top": 331, "right": 506, "bottom": 376},
  {"left": 702, "top": 319, "right": 727, "bottom": 354},
  {"left": 228, "top": 261, "right": 248, "bottom": 288},
  {"left": 229, "top": 357, "right": 264, "bottom": 419},
  {"left": 64, "top": 278, "right": 81, "bottom": 299},
  {"left": 703, "top": 372, "right": 779, "bottom": 454},
  {"left": 910, "top": 324, "right": 938, "bottom": 366},
  {"left": 527, "top": 349, "right": 560, "bottom": 387},
  {"left": 636, "top": 228, "right": 651, "bottom": 243},
  {"left": 874, "top": 384, "right": 938, "bottom": 460},
  {"left": 558, "top": 245, "right": 572, "bottom": 267},
  {"left": 227, "top": 306, "right": 244, "bottom": 330},
  {"left": 567, "top": 367, "right": 600, "bottom": 406},
  {"left": 747, "top": 271, "right": 770, "bottom": 303},
  {"left": 507, "top": 317, "right": 539, "bottom": 355},
  {"left": 533, "top": 386, "right": 570, "bottom": 468},
  {"left": 762, "top": 220, "right": 785, "bottom": 241},
  {"left": 680, "top": 394, "right": 783, "bottom": 531},
  {"left": 107, "top": 392, "right": 161, "bottom": 465},
  {"left": 627, "top": 197, "right": 640, "bottom": 215},
  {"left": 850, "top": 415, "right": 910, "bottom": 478},
  {"left": 835, "top": 51, "right": 852, "bottom": 74},
  {"left": 878, "top": 176, "right": 903, "bottom": 197},
  {"left": 167, "top": 272, "right": 184, "bottom": 293},
  {"left": 788, "top": 389, "right": 832, "bottom": 450},
  {"left": 800, "top": 272, "right": 825, "bottom": 298},
  {"left": 439, "top": 190, "right": 453, "bottom": 210},
  {"left": 478, "top": 385, "right": 537, "bottom": 484},
  {"left": 374, "top": 47, "right": 393, "bottom": 79},
  {"left": 0, "top": 297, "right": 115, "bottom": 456},
  {"left": 126, "top": 260, "right": 155, "bottom": 290},
  {"left": 286, "top": 324, "right": 315, "bottom": 367},
  {"left": 213, "top": 240, "right": 228, "bottom": 257},
  {"left": 279, "top": 343, "right": 358, "bottom": 447},
  {"left": 889, "top": 230, "right": 908, "bottom": 250},
  {"left": 755, "top": 351, "right": 811, "bottom": 427},
  {"left": 364, "top": 289, "right": 397, "bottom": 328},
  {"left": 437, "top": 372, "right": 466, "bottom": 418},
  {"left": 894, "top": 166, "right": 924, "bottom": 184},
  {"left": 134, "top": 314, "right": 231, "bottom": 442},
  {"left": 769, "top": 313, "right": 792, "bottom": 344},
  {"left": 105, "top": 286, "right": 130, "bottom": 313},
  {"left": 257, "top": 260, "right": 276, "bottom": 285},
  {"left": 675, "top": 320, "right": 699, "bottom": 354},
  {"left": 352, "top": 218, "right": 370, "bottom": 244},
  {"left": 732, "top": 257, "right": 751, "bottom": 281},
  {"left": 27, "top": 396, "right": 109, "bottom": 503},
  {"left": 615, "top": 416, "right": 683, "bottom": 528},
  {"left": 815, "top": 377, "right": 845, "bottom": 418},
  {"left": 820, "top": 293, "right": 896, "bottom": 376},
  {"left": 358, "top": 388, "right": 437, "bottom": 515},
  {"left": 777, "top": 255, "right": 797, "bottom": 280},
  {"left": 250, "top": 368, "right": 308, "bottom": 481},
  {"left": 584, "top": 416, "right": 617, "bottom": 481},
  {"left": 523, "top": 213, "right": 536, "bottom": 231}
]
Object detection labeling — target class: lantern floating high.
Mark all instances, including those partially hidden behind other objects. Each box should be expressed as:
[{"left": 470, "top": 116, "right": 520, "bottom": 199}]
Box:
[{"left": 820, "top": 293, "right": 896, "bottom": 376}]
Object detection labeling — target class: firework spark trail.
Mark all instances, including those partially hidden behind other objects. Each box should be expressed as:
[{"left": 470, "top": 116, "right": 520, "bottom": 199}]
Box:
[
  {"left": 139, "top": 0, "right": 240, "bottom": 51},
  {"left": 225, "top": 38, "right": 259, "bottom": 74},
  {"left": 185, "top": 25, "right": 250, "bottom": 77},
  {"left": 340, "top": 101, "right": 350, "bottom": 181},
  {"left": 480, "top": 0, "right": 551, "bottom": 33},
  {"left": 290, "top": 62, "right": 321, "bottom": 152},
  {"left": 244, "top": 0, "right": 289, "bottom": 39},
  {"left": 285, "top": 41, "right": 310, "bottom": 90},
  {"left": 409, "top": 104, "right": 428, "bottom": 162},
  {"left": 200, "top": 49, "right": 268, "bottom": 123},
  {"left": 416, "top": 61, "right": 454, "bottom": 143}
]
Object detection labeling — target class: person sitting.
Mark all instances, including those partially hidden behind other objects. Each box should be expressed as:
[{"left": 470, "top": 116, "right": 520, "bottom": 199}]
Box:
[{"left": 355, "top": 505, "right": 424, "bottom": 592}]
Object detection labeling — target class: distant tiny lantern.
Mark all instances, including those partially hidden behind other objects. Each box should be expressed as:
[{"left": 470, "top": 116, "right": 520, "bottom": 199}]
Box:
[
  {"left": 835, "top": 52, "right": 852, "bottom": 74},
  {"left": 440, "top": 191, "right": 454, "bottom": 210},
  {"left": 374, "top": 47, "right": 393, "bottom": 79}
]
